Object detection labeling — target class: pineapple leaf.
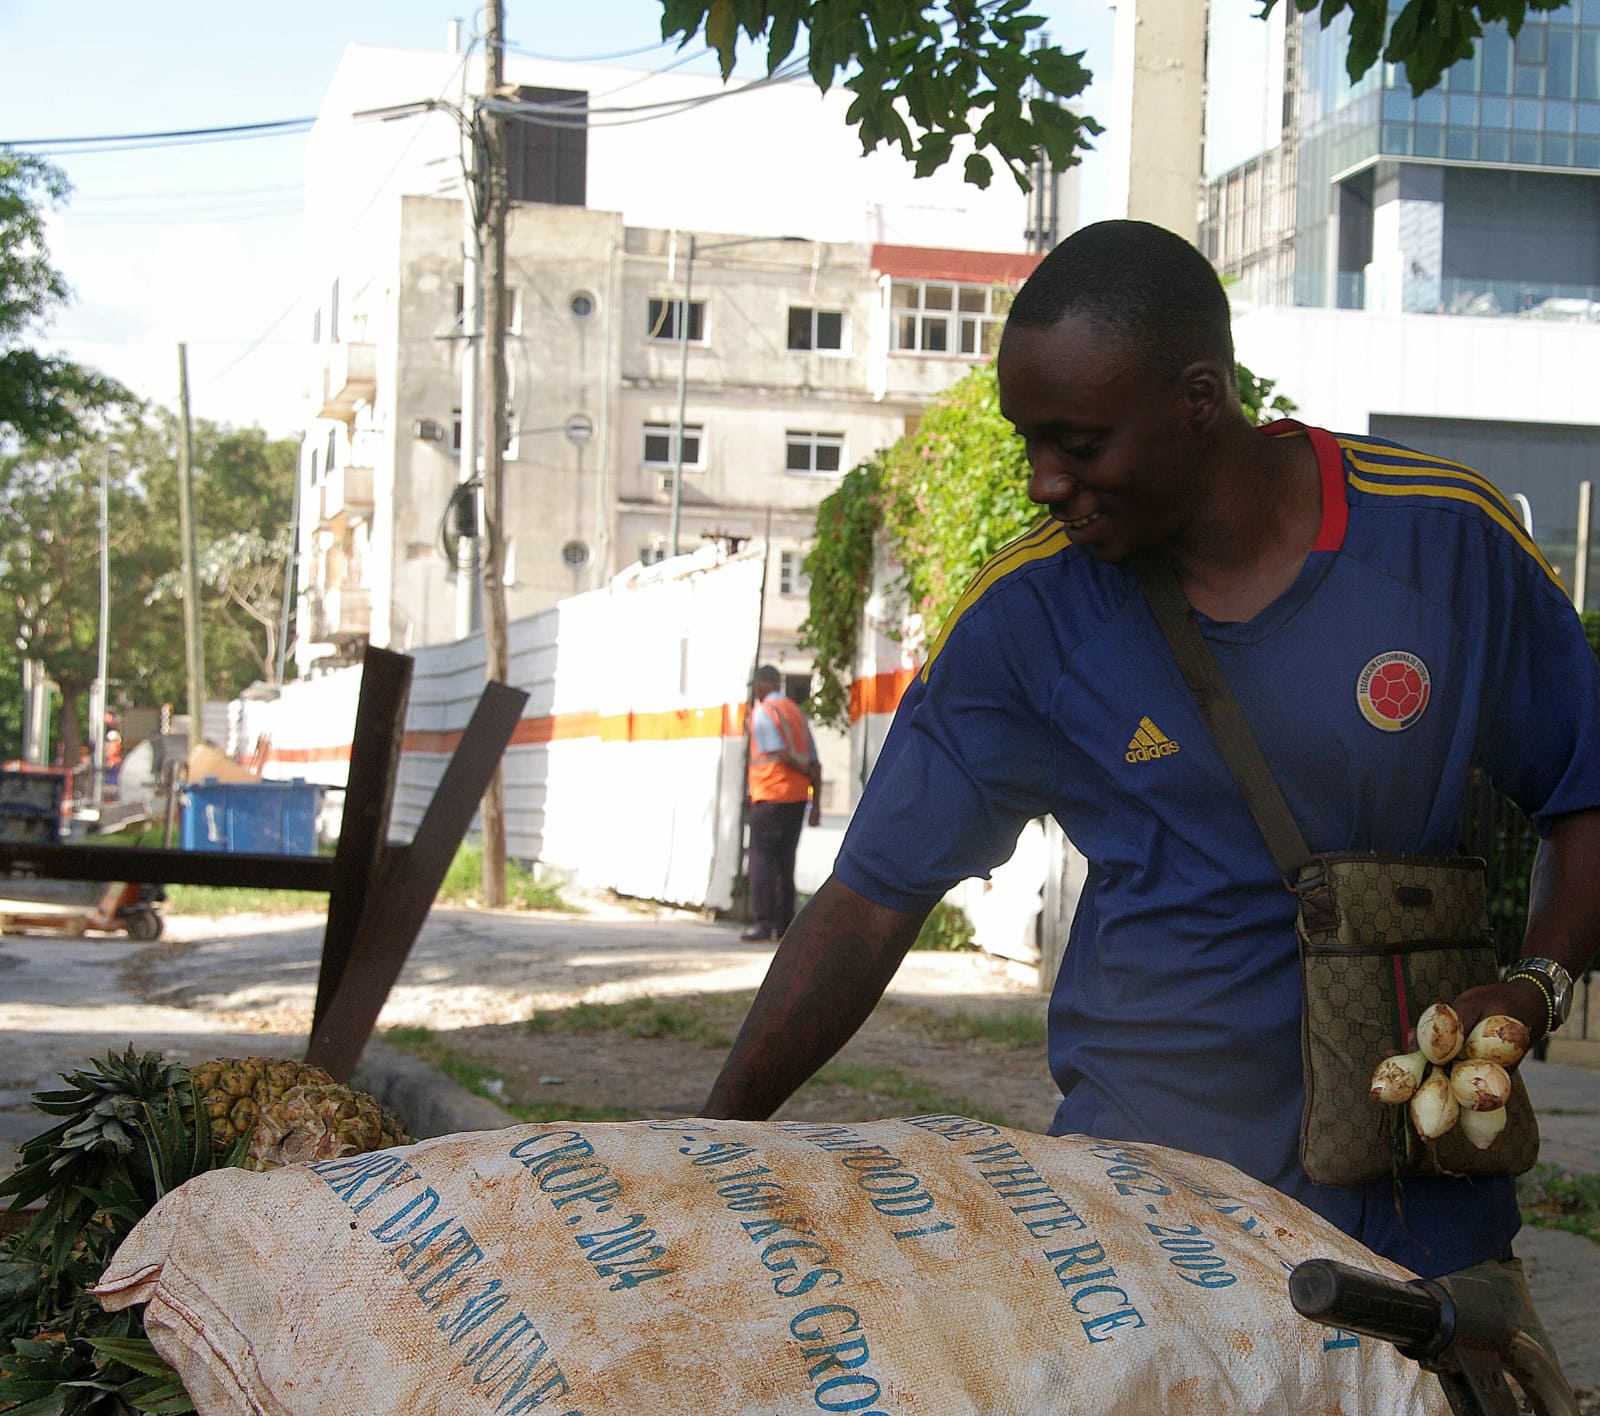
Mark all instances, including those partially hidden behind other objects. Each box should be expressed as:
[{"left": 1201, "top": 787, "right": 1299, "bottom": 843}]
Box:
[
  {"left": 135, "top": 1393, "right": 196, "bottom": 1415},
  {"left": 83, "top": 1335, "right": 179, "bottom": 1379}
]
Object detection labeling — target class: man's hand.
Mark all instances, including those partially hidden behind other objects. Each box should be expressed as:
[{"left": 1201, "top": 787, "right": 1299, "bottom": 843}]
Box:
[
  {"left": 1448, "top": 977, "right": 1551, "bottom": 1050},
  {"left": 808, "top": 799, "right": 821, "bottom": 827}
]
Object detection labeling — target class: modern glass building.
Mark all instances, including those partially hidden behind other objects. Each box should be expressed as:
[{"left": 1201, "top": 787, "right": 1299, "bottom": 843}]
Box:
[{"left": 1206, "top": 4, "right": 1600, "bottom": 318}]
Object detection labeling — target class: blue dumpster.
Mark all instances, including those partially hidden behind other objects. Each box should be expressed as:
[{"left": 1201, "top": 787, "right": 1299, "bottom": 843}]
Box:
[{"left": 182, "top": 779, "right": 323, "bottom": 855}]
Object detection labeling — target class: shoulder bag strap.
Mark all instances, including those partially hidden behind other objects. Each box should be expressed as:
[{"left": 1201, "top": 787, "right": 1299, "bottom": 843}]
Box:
[{"left": 1131, "top": 554, "right": 1314, "bottom": 883}]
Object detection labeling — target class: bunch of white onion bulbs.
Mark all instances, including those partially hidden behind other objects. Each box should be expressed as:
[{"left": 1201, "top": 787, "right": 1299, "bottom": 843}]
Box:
[{"left": 1368, "top": 1003, "right": 1531, "bottom": 1149}]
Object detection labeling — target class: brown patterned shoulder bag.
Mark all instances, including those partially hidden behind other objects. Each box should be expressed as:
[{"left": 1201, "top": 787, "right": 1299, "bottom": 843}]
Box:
[{"left": 1135, "top": 557, "right": 1538, "bottom": 1186}]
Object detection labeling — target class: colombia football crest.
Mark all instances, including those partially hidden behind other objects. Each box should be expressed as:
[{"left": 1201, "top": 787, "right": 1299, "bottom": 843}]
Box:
[{"left": 1357, "top": 651, "right": 1431, "bottom": 732}]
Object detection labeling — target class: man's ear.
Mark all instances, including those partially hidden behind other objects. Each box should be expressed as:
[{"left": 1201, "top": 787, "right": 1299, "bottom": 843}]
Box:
[{"left": 1177, "top": 358, "right": 1230, "bottom": 432}]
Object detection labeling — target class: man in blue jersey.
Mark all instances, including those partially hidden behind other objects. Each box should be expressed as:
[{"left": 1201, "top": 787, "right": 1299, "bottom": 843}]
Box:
[{"left": 703, "top": 221, "right": 1600, "bottom": 1348}]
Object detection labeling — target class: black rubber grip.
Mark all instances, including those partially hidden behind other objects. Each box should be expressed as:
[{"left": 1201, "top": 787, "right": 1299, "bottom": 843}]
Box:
[{"left": 1289, "top": 1259, "right": 1449, "bottom": 1353}]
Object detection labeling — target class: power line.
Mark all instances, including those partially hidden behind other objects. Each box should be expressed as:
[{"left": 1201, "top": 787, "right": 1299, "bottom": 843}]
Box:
[
  {"left": 503, "top": 39, "right": 677, "bottom": 63},
  {"left": 3, "top": 117, "right": 316, "bottom": 149}
]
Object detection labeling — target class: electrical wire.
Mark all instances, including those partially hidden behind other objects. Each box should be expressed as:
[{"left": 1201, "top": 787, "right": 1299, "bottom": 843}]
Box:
[
  {"left": 503, "top": 39, "right": 677, "bottom": 63},
  {"left": 4, "top": 116, "right": 316, "bottom": 147},
  {"left": 483, "top": 54, "right": 812, "bottom": 130},
  {"left": 8, "top": 121, "right": 315, "bottom": 158}
]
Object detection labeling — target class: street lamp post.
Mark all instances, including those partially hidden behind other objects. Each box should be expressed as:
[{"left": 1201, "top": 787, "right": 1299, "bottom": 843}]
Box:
[{"left": 668, "top": 234, "right": 810, "bottom": 558}]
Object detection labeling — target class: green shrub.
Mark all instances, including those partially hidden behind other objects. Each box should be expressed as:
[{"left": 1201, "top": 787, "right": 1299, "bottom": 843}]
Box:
[{"left": 912, "top": 902, "right": 974, "bottom": 951}]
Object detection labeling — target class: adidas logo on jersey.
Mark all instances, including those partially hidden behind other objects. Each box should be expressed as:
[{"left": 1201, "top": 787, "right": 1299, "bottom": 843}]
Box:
[{"left": 1125, "top": 716, "right": 1180, "bottom": 763}]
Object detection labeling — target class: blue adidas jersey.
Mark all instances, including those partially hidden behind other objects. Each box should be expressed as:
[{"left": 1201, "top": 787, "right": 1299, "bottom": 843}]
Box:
[{"left": 834, "top": 423, "right": 1600, "bottom": 1277}]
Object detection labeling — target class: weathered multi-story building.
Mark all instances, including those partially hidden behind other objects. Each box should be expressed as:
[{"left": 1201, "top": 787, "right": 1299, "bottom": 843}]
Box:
[{"left": 294, "top": 41, "right": 1062, "bottom": 692}]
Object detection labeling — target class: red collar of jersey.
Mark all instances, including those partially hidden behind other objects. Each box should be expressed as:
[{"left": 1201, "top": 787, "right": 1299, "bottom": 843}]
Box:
[{"left": 1262, "top": 420, "right": 1348, "bottom": 552}]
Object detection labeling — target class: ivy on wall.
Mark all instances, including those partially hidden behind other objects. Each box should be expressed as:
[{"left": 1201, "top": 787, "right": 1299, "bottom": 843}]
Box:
[{"left": 798, "top": 361, "right": 1296, "bottom": 730}]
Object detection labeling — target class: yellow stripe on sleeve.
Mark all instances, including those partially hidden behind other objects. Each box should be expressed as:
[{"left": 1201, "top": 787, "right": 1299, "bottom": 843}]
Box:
[
  {"left": 1340, "top": 439, "right": 1527, "bottom": 524},
  {"left": 1345, "top": 471, "right": 1563, "bottom": 590},
  {"left": 919, "top": 517, "right": 1071, "bottom": 681}
]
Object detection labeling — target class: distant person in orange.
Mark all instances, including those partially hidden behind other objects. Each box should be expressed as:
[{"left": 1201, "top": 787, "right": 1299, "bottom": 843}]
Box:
[{"left": 743, "top": 665, "right": 821, "bottom": 943}]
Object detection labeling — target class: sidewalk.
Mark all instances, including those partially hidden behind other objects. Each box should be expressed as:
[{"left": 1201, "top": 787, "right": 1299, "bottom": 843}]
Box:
[{"left": 2, "top": 905, "right": 1597, "bottom": 1394}]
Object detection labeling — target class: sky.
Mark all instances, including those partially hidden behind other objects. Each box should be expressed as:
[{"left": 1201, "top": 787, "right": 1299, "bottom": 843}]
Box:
[{"left": 0, "top": 1, "right": 1116, "bottom": 439}]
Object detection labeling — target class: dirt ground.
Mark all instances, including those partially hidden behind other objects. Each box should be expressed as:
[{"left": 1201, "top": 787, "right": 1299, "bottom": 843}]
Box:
[{"left": 426, "top": 988, "right": 1063, "bottom": 1132}]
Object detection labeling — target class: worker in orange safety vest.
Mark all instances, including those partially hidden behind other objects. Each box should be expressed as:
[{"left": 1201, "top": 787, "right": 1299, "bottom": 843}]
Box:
[{"left": 743, "top": 664, "right": 822, "bottom": 942}]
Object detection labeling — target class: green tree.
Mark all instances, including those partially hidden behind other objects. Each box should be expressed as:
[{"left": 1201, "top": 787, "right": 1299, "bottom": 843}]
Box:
[
  {"left": 664, "top": 0, "right": 1544, "bottom": 182},
  {"left": 0, "top": 147, "right": 123, "bottom": 444},
  {"left": 1269, "top": 0, "right": 1568, "bottom": 97},
  {"left": 661, "top": 0, "right": 1100, "bottom": 188},
  {"left": 0, "top": 414, "right": 297, "bottom": 768},
  {"left": 143, "top": 421, "right": 299, "bottom": 689},
  {"left": 0, "top": 412, "right": 167, "bottom": 768},
  {"left": 799, "top": 360, "right": 1295, "bottom": 729}
]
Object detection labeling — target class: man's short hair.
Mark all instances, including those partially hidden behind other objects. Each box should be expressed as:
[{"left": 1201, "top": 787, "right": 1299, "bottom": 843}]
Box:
[
  {"left": 753, "top": 664, "right": 782, "bottom": 687},
  {"left": 1006, "top": 220, "right": 1235, "bottom": 378}
]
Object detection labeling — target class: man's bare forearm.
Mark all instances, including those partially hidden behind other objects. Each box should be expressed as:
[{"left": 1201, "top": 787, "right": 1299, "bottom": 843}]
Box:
[{"left": 704, "top": 874, "right": 929, "bottom": 1119}]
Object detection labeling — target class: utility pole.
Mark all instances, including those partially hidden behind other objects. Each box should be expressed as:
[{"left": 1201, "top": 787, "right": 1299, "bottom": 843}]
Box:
[
  {"left": 176, "top": 344, "right": 206, "bottom": 749},
  {"left": 477, "top": 0, "right": 511, "bottom": 906},
  {"left": 456, "top": 106, "right": 483, "bottom": 638},
  {"left": 92, "top": 452, "right": 109, "bottom": 812}
]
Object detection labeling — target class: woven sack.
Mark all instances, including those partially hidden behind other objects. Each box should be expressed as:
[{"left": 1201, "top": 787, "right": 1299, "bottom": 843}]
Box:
[{"left": 97, "top": 1117, "right": 1450, "bottom": 1415}]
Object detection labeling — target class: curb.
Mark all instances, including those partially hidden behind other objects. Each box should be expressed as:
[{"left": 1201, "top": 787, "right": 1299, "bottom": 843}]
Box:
[{"left": 353, "top": 1039, "right": 519, "bottom": 1140}]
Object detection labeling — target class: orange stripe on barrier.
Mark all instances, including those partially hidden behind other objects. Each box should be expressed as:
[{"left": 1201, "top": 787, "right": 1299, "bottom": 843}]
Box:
[
  {"left": 849, "top": 669, "right": 917, "bottom": 723},
  {"left": 267, "top": 744, "right": 353, "bottom": 764},
  {"left": 270, "top": 677, "right": 912, "bottom": 765},
  {"left": 392, "top": 702, "right": 752, "bottom": 756}
]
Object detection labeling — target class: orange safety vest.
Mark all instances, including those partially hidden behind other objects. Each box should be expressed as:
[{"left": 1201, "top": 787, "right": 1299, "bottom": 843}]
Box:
[{"left": 748, "top": 694, "right": 814, "bottom": 804}]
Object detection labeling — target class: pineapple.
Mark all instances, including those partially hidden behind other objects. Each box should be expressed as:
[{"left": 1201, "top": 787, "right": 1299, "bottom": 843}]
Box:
[
  {"left": 0, "top": 1049, "right": 411, "bottom": 1411},
  {"left": 188, "top": 1057, "right": 409, "bottom": 1170}
]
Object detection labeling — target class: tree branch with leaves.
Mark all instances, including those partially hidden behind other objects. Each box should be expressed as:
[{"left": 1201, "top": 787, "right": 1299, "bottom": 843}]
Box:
[{"left": 660, "top": 0, "right": 1100, "bottom": 187}]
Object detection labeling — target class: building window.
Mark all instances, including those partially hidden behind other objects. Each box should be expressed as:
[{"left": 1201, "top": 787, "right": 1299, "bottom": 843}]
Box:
[
  {"left": 779, "top": 550, "right": 811, "bottom": 597},
  {"left": 890, "top": 280, "right": 1005, "bottom": 356},
  {"left": 787, "top": 306, "right": 845, "bottom": 351},
  {"left": 786, "top": 430, "right": 845, "bottom": 475},
  {"left": 643, "top": 421, "right": 703, "bottom": 466},
  {"left": 647, "top": 297, "right": 705, "bottom": 342}
]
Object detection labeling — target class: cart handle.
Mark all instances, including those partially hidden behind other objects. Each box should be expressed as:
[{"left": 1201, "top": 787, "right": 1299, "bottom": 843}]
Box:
[{"left": 1289, "top": 1258, "right": 1578, "bottom": 1416}]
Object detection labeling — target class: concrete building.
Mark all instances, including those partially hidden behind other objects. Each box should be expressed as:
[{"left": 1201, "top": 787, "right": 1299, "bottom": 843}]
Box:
[
  {"left": 1197, "top": 6, "right": 1600, "bottom": 586},
  {"left": 295, "top": 40, "right": 1062, "bottom": 809}
]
